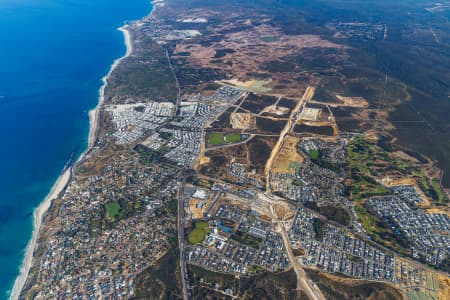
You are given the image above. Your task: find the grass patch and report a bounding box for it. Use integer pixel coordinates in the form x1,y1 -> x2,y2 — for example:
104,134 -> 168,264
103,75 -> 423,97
225,133 -> 241,143
346,136 -> 411,254
354,203 -> 377,232
309,149 -> 321,160
188,221 -> 210,244
347,137 -> 391,202
208,132 -> 242,145
347,137 -> 447,204
431,179 -> 446,204
207,132 -> 224,145
415,170 -> 447,204
247,265 -> 264,273
106,201 -> 121,220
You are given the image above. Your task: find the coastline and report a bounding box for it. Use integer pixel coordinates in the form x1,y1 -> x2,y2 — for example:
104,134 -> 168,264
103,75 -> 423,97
88,24 -> 133,148
9,24 -> 135,300
9,169 -> 71,300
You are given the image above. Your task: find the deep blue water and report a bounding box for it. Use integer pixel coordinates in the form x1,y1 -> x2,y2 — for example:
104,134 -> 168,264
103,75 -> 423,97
0,0 -> 150,298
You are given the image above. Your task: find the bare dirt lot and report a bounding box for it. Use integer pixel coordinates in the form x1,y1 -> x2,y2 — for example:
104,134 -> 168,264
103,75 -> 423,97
230,112 -> 255,129
172,19 -> 345,97
272,135 -> 304,175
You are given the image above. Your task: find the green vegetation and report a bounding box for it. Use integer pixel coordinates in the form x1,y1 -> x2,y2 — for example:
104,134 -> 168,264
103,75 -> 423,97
292,179 -> 302,186
347,253 -> 364,264
354,202 -> 409,255
308,149 -> 343,172
417,170 -> 431,191
247,265 -> 264,273
346,137 -> 411,254
415,170 -> 447,204
347,137 -> 447,204
347,137 -> 391,202
304,202 -> 351,226
77,166 -> 88,174
349,174 -> 390,202
309,149 -> 321,160
188,221 -> 210,244
354,204 -> 381,241
106,201 -> 121,220
354,204 -> 376,231
133,246 -> 181,299
225,133 -> 241,143
312,218 -> 326,241
208,132 -> 242,145
238,270 -> 298,300
231,231 -> 263,248
207,132 -> 225,145
105,38 -> 177,103
393,158 -> 412,172
167,197 -> 178,216
135,144 -> 171,165
159,131 -> 173,140
431,179 -> 446,204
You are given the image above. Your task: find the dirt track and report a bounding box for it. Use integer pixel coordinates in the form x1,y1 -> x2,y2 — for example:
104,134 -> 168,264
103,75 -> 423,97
264,86 -> 315,183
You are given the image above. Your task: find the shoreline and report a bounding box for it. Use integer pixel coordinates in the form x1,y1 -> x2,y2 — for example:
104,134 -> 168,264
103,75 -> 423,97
9,24 -> 135,300
9,169 -> 71,300
88,24 -> 133,148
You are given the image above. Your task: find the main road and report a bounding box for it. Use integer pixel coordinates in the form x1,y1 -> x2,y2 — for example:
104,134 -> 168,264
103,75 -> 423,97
177,176 -> 190,300
262,85 -> 325,300
267,201 -> 325,300
264,86 -> 315,190
276,218 -> 326,300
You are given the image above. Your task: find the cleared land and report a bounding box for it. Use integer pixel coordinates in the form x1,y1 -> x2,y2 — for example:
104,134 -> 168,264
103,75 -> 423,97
230,112 -> 255,129
272,135 -> 304,175
222,79 -> 273,93
189,198 -> 210,219
299,107 -> 322,121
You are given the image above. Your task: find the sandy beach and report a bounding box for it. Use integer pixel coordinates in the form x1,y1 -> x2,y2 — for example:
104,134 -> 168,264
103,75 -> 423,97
88,25 -> 133,148
9,169 -> 71,300
10,25 -> 134,300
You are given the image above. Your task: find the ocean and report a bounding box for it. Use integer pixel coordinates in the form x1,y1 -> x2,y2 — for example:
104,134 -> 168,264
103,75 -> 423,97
0,0 -> 151,298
